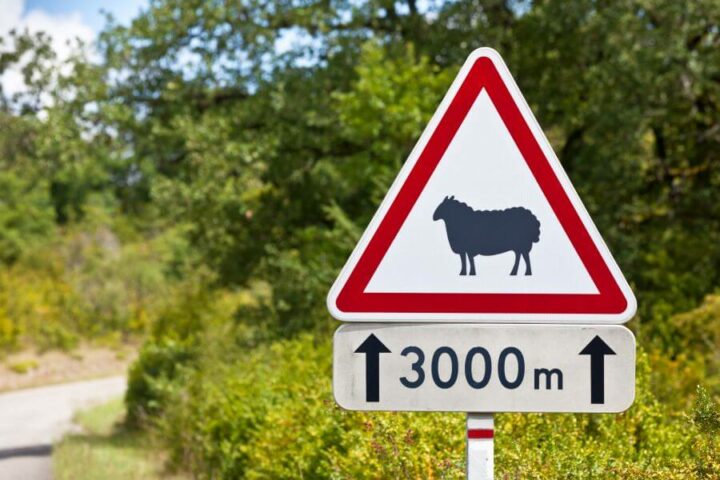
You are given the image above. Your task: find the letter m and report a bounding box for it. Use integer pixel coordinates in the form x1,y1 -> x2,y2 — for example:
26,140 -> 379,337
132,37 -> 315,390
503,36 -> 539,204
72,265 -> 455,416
534,368 -> 563,390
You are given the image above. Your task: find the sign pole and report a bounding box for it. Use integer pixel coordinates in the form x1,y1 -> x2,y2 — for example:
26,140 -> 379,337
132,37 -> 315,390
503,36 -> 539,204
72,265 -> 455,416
467,413 -> 494,480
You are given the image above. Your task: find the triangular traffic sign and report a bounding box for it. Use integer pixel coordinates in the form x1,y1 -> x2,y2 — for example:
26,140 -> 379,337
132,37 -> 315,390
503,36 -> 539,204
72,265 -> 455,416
327,48 -> 636,324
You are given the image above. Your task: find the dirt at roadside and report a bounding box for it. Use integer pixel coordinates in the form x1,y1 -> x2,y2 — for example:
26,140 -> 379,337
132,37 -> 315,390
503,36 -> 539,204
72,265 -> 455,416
0,345 -> 137,392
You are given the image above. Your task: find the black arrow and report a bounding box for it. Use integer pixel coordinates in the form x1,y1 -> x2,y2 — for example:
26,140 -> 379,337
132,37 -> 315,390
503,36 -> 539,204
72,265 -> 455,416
354,334 -> 391,402
579,335 -> 616,404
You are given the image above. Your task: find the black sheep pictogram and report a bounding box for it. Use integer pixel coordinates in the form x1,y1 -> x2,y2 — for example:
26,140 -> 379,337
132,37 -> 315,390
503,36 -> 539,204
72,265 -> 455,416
433,196 -> 540,276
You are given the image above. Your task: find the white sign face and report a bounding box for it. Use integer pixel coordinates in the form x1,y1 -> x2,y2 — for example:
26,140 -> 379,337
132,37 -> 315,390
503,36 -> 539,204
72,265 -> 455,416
327,48 -> 636,324
366,90 -> 595,296
334,324 -> 635,413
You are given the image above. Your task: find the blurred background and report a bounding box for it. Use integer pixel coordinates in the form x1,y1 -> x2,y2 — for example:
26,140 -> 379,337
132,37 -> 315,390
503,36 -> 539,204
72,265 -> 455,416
0,0 -> 718,478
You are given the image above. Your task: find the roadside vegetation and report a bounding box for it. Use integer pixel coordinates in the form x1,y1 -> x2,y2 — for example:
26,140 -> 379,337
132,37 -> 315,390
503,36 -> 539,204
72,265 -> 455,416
2,0 -> 720,478
0,345 -> 135,392
53,398 -> 187,480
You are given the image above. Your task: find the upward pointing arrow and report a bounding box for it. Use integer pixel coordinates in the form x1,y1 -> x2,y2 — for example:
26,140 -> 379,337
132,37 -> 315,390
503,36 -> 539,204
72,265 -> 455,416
579,336 -> 616,404
354,334 -> 391,403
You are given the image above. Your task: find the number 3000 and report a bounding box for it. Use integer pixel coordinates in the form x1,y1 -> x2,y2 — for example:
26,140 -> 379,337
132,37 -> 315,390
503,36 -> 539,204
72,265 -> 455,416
399,346 -> 525,390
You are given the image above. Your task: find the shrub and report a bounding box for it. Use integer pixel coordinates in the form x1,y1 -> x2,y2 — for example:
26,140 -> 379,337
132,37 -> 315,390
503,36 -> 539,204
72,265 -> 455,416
7,358 -> 39,374
0,224 -> 198,354
125,338 -> 195,427
125,281 -> 249,427
496,352 -> 692,478
690,387 -> 720,478
128,328 -> 720,479
156,334 -> 465,479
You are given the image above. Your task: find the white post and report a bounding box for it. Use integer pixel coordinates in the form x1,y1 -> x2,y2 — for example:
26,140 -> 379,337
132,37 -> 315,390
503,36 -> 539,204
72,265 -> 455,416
466,413 -> 494,480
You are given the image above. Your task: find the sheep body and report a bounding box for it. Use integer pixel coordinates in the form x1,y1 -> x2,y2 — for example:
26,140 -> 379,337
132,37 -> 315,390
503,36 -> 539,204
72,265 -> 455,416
433,196 -> 540,276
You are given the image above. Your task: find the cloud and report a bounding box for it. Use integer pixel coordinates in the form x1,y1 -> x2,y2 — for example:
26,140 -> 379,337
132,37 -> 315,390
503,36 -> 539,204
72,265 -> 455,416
0,0 -> 95,98
0,0 -> 23,34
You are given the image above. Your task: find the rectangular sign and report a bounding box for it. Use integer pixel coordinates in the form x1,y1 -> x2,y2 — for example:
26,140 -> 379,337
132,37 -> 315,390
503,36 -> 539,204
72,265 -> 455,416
333,324 -> 635,413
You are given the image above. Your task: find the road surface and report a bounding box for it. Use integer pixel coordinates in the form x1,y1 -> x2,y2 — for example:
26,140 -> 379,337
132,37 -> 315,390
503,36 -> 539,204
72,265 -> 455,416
0,376 -> 126,480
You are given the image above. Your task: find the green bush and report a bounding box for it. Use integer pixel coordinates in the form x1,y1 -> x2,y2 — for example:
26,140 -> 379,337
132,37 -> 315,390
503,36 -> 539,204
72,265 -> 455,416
496,352 -> 690,478
125,338 -> 195,427
154,334 -> 464,479
690,387 -> 720,478
125,329 -> 718,479
125,280 -> 250,427
0,223 -> 198,353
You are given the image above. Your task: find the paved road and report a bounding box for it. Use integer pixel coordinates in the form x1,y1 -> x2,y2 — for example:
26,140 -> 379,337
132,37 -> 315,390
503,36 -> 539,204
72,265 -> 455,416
0,376 -> 126,480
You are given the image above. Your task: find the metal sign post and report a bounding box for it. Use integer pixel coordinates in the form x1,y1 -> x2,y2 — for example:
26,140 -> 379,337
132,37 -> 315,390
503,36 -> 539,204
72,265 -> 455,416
467,413 -> 494,480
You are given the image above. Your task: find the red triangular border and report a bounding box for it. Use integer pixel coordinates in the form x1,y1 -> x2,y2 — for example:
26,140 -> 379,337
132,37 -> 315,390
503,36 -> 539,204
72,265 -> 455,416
335,55 -> 628,315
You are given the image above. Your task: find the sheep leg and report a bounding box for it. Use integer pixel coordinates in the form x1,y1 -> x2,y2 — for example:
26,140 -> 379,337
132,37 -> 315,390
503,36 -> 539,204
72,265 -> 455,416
510,252 -> 520,276
522,251 -> 532,276
459,253 -> 467,276
469,255 -> 476,276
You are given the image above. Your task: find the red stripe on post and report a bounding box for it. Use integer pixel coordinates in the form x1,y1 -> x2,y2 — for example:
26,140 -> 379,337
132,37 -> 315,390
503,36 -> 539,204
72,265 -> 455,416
467,429 -> 494,439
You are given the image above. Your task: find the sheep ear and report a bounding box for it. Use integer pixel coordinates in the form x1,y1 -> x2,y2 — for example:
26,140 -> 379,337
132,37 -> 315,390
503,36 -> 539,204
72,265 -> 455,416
450,195 -> 455,200
444,195 -> 449,200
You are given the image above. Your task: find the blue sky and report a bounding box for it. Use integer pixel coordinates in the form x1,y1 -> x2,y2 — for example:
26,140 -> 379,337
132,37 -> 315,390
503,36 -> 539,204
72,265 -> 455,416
24,0 -> 148,32
0,0 -> 148,96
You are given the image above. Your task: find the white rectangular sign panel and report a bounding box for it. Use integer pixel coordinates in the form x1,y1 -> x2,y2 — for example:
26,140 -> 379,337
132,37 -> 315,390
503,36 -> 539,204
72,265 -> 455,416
333,324 -> 635,413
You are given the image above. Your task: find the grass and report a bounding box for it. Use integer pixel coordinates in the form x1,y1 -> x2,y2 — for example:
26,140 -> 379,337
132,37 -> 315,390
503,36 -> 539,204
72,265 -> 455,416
53,397 -> 188,480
